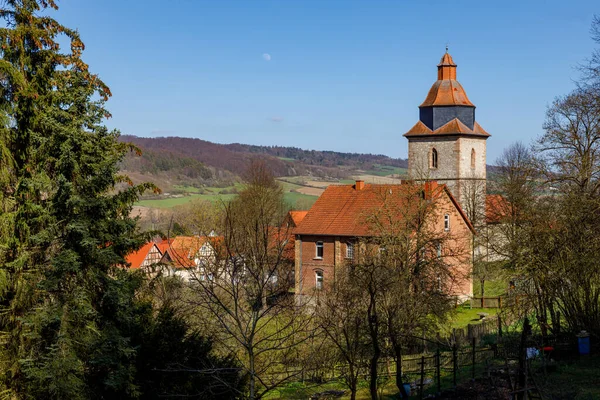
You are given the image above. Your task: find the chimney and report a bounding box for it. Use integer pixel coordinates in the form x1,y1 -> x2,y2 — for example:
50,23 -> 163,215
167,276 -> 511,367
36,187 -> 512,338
355,180 -> 365,190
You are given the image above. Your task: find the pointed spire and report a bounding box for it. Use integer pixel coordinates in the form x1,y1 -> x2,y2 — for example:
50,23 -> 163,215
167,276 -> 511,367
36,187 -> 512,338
437,50 -> 457,80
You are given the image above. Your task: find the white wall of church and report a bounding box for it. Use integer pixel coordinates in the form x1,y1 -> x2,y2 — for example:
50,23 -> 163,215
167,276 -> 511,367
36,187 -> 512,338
457,137 -> 487,180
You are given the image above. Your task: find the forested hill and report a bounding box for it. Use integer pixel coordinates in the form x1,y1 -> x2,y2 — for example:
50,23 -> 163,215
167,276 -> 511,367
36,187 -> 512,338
119,135 -> 408,183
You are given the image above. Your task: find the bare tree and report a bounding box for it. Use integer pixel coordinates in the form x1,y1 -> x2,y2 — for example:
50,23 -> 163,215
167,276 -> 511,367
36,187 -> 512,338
316,268 -> 368,400
330,182 -> 471,399
186,161 -> 314,400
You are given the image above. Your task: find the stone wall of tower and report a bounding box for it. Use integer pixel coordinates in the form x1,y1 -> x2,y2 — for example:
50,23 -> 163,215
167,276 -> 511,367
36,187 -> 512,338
407,135 -> 487,207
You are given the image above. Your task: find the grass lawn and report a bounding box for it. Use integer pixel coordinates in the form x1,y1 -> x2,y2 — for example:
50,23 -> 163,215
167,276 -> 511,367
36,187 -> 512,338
536,355 -> 600,399
265,378 -> 402,399
472,279 -> 508,297
449,307 -> 499,329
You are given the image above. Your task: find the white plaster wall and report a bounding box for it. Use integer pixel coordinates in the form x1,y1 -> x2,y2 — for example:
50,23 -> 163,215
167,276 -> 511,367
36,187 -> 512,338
457,137 -> 487,180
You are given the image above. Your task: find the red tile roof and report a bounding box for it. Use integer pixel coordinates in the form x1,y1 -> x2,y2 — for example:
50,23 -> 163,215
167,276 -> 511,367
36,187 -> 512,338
486,194 -> 510,224
288,211 -> 308,227
404,118 -> 490,138
126,242 -> 157,269
295,181 -> 474,236
161,236 -> 224,268
125,241 -> 167,269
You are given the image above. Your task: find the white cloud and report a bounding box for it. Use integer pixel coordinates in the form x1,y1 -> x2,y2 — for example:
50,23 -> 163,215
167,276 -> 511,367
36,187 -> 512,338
262,53 -> 271,61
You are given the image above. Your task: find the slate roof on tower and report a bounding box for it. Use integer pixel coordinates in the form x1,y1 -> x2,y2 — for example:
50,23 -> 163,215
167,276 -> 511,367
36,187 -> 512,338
404,50 -> 490,137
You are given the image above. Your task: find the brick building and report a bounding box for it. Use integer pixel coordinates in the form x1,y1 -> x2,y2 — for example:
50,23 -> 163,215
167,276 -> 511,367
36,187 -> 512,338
293,181 -> 474,300
293,50 -> 497,302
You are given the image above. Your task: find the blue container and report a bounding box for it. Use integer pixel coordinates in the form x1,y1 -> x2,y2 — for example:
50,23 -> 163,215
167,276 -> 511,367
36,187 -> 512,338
578,331 -> 590,355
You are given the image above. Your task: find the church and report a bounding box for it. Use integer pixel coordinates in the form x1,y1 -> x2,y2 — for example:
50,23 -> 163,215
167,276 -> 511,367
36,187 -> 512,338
293,50 -> 491,300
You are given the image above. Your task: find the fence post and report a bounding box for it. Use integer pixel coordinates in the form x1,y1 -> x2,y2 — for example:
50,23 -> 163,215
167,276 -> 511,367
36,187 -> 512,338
498,296 -> 502,309
472,337 -> 476,381
498,314 -> 503,338
436,347 -> 441,395
452,344 -> 457,389
481,296 -> 484,308
419,355 -> 425,400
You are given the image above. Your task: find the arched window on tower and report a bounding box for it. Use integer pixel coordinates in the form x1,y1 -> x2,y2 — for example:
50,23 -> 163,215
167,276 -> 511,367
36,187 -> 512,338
471,148 -> 476,169
431,148 -> 438,169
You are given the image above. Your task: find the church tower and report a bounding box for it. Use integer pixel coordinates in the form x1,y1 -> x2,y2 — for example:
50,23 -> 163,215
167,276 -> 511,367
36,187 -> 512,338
404,51 -> 489,208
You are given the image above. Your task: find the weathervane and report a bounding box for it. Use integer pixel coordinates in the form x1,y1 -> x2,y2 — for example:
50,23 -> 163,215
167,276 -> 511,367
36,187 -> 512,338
445,43 -> 449,53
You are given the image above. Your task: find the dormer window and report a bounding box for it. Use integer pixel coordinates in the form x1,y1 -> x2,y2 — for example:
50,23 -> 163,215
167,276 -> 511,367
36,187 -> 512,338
471,148 -> 476,169
431,148 -> 438,169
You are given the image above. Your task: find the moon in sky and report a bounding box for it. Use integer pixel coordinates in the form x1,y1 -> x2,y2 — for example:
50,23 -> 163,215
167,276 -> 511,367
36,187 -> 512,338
262,53 -> 271,61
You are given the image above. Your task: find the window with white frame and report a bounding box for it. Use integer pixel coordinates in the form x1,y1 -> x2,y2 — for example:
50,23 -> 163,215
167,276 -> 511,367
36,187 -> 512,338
437,242 -> 442,258
444,214 -> 450,231
315,270 -> 324,290
315,241 -> 324,259
346,242 -> 354,259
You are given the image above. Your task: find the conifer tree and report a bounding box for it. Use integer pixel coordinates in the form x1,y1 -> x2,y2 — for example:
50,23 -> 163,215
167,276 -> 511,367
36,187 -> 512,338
0,1 -> 156,397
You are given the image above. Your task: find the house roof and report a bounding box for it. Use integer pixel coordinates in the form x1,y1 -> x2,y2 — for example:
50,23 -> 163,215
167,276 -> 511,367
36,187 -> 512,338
404,118 -> 490,138
125,242 -> 154,269
161,235 -> 224,268
486,194 -> 510,224
287,210 -> 308,227
295,181 -> 474,237
125,242 -> 158,269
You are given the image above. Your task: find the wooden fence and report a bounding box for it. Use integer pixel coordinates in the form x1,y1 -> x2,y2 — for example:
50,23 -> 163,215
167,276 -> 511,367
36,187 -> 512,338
470,296 -> 503,308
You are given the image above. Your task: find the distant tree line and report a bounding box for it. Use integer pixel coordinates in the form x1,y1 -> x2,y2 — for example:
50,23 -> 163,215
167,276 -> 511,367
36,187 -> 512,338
120,135 -> 406,181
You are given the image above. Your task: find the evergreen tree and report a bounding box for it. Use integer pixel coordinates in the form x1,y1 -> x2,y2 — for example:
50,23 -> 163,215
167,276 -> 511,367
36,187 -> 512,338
0,1 -> 151,398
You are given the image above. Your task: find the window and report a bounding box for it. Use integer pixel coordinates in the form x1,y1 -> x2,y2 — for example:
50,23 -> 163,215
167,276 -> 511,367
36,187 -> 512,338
437,242 -> 442,258
431,148 -> 438,169
315,241 -> 324,259
200,243 -> 212,257
315,270 -> 324,290
346,242 -> 354,259
471,148 -> 476,169
444,214 -> 450,231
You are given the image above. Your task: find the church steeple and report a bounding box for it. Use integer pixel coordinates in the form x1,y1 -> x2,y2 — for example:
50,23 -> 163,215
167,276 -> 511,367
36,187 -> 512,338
404,50 -> 490,208
437,51 -> 457,80
405,51 -> 486,134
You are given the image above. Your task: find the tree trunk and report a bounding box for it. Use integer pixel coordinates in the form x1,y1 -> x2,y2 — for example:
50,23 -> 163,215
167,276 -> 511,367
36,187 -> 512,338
346,362 -> 358,400
393,341 -> 409,399
249,349 -> 256,400
368,298 -> 380,400
480,278 -> 485,298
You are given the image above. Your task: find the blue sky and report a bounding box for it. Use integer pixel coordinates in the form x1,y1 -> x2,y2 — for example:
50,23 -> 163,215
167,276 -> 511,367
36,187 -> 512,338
55,0 -> 598,163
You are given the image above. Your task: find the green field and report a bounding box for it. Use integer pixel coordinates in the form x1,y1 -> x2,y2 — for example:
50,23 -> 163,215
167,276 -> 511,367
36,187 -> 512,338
364,164 -> 407,177
135,189 -> 318,209
136,193 -> 237,208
